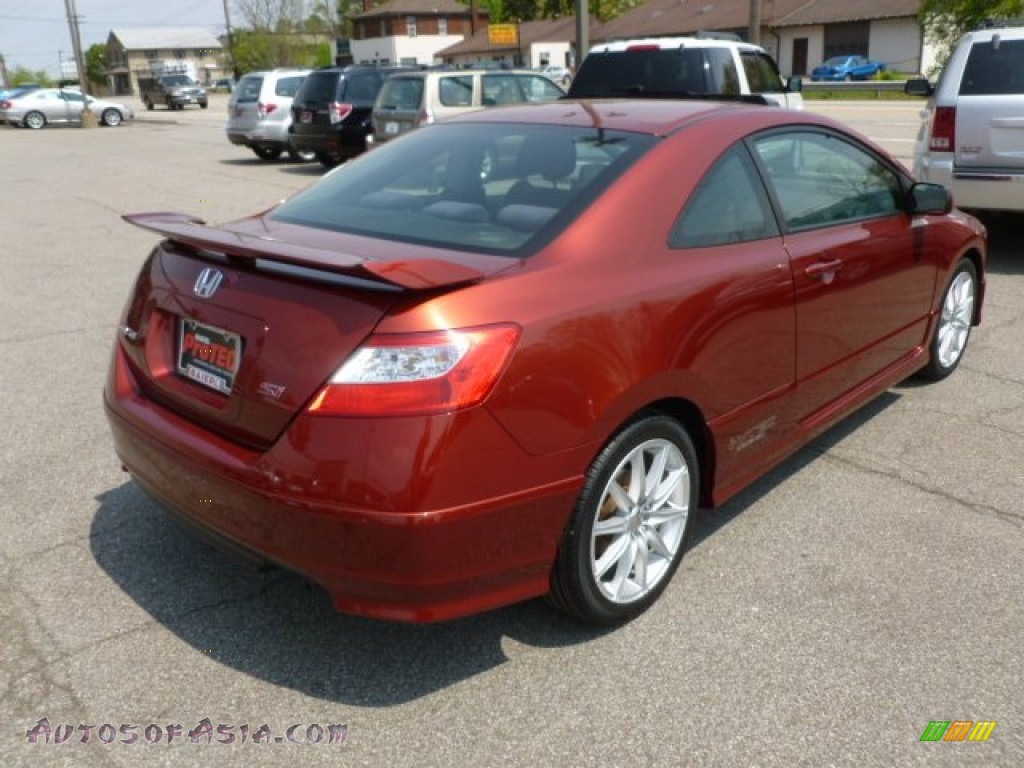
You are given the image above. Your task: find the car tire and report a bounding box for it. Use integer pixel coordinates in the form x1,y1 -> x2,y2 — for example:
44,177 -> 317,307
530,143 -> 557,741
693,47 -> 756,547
918,259 -> 978,381
288,147 -> 316,162
100,108 -> 121,127
253,146 -> 283,161
23,111 -> 46,129
548,413 -> 698,625
845,74 -> 854,82
144,98 -> 153,111
200,101 -> 208,109
317,153 -> 340,169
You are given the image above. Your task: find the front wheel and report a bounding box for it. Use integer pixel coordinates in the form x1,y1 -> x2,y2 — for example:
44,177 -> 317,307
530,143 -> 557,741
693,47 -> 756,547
918,259 -> 978,381
288,146 -> 316,162
317,153 -> 340,169
549,414 -> 699,625
23,111 -> 46,129
100,108 -> 122,127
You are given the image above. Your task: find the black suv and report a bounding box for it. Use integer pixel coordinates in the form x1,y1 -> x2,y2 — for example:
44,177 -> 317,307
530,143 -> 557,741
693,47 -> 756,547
289,65 -> 415,168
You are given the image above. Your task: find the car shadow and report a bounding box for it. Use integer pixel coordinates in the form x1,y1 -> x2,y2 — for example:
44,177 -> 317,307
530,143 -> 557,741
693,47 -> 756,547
89,391 -> 899,706
973,211 -> 1024,276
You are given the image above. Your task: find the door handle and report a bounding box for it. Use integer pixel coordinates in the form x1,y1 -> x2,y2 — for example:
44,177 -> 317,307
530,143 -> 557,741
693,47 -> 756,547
805,259 -> 843,281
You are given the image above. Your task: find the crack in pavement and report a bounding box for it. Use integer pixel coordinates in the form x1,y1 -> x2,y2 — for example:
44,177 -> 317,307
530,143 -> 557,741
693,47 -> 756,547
0,323 -> 117,346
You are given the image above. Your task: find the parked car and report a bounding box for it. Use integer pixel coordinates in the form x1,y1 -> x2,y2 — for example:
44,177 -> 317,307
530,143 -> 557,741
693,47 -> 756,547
370,69 -> 564,146
539,64 -> 572,87
0,88 -> 133,128
810,55 -> 887,81
0,85 -> 43,123
106,99 -> 985,626
208,77 -> 235,93
567,35 -> 803,109
905,25 -> 1024,212
138,74 -> 207,110
288,65 -> 415,167
227,68 -> 314,162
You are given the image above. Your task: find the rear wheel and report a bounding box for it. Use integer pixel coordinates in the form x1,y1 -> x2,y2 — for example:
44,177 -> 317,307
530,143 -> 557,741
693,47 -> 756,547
144,98 -> 153,111
549,414 -> 698,625
252,146 -> 283,161
918,259 -> 978,381
200,101 -> 208,109
100,108 -> 122,127
317,153 -> 340,169
23,111 -> 46,129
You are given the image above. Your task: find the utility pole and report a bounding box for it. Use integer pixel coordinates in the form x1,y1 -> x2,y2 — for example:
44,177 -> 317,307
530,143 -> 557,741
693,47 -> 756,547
748,0 -> 762,45
222,0 -> 238,79
575,0 -> 588,73
64,0 -> 97,126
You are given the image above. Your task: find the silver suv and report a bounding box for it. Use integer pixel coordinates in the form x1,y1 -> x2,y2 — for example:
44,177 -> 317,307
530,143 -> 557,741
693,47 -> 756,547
907,26 -> 1024,211
227,69 -> 313,162
567,36 -> 803,109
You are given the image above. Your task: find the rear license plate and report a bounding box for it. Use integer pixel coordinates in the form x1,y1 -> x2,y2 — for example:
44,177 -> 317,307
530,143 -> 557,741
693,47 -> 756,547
385,121 -> 399,135
301,110 -> 312,123
177,318 -> 241,395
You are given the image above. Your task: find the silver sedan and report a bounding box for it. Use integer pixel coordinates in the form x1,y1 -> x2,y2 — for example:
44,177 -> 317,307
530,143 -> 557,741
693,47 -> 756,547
0,88 -> 134,129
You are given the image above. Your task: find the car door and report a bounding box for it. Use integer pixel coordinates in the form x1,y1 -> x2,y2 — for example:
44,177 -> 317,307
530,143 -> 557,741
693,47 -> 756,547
749,129 -> 940,426
61,91 -> 85,123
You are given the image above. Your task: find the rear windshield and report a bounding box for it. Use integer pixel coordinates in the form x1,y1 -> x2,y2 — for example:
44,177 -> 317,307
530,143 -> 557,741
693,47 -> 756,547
275,75 -> 305,97
568,49 -> 713,97
235,75 -> 263,103
271,122 -> 655,256
338,72 -> 384,104
960,39 -> 1024,95
295,71 -> 339,102
377,77 -> 425,110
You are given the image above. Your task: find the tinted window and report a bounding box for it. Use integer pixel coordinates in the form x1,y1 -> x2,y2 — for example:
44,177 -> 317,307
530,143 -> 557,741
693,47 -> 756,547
568,49 -> 710,97
483,74 -> 524,105
672,146 -> 778,248
339,73 -> 381,104
706,48 -> 741,95
272,123 -> 655,255
521,75 -> 564,101
274,75 -> 305,98
439,75 -> 473,106
753,131 -> 902,230
378,77 -> 425,109
960,39 -> 1024,95
741,51 -> 784,93
296,71 -> 338,102
236,75 -> 263,103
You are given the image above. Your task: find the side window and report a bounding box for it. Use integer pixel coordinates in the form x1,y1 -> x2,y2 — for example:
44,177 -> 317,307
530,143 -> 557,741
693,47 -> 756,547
741,51 -> 784,93
341,74 -> 380,104
752,132 -> 903,231
706,48 -> 741,95
521,75 -> 563,101
275,76 -> 304,98
439,75 -> 473,106
670,145 -> 779,248
483,74 -> 523,105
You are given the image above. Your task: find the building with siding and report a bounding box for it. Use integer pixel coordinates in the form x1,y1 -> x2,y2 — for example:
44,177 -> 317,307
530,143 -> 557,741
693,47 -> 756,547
105,27 -> 227,96
350,0 -> 489,66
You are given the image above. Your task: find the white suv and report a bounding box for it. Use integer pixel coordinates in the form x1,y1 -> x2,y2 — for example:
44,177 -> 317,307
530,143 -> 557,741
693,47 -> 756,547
226,68 -> 313,162
907,26 -> 1024,211
567,36 -> 803,109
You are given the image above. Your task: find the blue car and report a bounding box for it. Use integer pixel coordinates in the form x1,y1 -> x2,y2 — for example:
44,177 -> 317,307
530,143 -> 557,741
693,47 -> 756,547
811,56 -> 886,81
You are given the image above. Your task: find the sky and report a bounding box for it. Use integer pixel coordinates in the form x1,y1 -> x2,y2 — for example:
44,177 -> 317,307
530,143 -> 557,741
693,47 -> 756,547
0,0 -> 234,78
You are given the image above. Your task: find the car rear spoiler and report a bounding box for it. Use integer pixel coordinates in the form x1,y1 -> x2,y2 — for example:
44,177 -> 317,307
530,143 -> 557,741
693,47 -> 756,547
123,211 -> 487,292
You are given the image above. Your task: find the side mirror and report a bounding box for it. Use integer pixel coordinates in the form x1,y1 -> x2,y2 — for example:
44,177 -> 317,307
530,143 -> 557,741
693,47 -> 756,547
909,182 -> 952,215
904,78 -> 933,97
786,76 -> 803,93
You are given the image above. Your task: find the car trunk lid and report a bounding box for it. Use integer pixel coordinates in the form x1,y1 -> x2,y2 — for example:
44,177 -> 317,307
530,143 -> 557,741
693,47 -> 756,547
118,212 -> 505,448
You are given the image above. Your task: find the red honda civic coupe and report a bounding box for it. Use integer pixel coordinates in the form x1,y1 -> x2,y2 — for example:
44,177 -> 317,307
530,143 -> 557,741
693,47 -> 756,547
104,100 -> 986,625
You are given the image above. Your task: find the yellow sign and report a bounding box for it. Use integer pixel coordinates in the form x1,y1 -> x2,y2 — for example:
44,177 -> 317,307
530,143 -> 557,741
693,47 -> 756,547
488,24 -> 518,46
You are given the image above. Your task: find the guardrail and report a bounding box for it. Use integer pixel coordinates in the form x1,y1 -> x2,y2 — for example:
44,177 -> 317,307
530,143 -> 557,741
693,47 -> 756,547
800,80 -> 910,98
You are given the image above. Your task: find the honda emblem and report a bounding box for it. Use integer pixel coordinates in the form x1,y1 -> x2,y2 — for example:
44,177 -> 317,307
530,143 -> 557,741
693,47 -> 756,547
193,268 -> 224,299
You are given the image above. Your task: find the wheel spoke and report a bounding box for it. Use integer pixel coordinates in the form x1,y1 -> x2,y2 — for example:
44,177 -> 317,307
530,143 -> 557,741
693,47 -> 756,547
643,444 -> 669,499
646,502 -> 687,527
644,526 -> 674,560
593,515 -> 629,536
632,538 -> 649,590
607,481 -> 634,515
610,538 -> 638,599
649,465 -> 687,510
594,534 -> 630,579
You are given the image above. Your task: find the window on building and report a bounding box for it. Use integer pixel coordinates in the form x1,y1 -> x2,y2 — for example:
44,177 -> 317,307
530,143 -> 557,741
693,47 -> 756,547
145,50 -> 158,60
407,16 -> 417,37
439,18 -> 448,36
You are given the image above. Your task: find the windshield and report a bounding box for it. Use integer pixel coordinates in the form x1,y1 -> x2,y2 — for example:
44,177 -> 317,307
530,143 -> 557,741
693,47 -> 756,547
569,49 -> 712,98
272,122 -> 655,256
160,75 -> 196,86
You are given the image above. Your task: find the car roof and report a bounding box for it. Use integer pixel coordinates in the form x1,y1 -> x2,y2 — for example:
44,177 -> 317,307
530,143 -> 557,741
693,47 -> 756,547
447,98 -> 837,137
588,36 -> 766,54
387,68 -> 545,79
961,25 -> 1024,43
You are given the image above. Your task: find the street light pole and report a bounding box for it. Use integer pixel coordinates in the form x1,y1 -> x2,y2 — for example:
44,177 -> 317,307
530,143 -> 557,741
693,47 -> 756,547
748,0 -> 762,45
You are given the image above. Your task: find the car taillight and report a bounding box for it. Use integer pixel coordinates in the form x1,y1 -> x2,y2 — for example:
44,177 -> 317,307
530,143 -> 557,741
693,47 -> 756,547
308,324 -> 521,416
0,100 -> 10,109
329,102 -> 353,124
417,108 -> 434,127
930,106 -> 956,152
257,102 -> 277,119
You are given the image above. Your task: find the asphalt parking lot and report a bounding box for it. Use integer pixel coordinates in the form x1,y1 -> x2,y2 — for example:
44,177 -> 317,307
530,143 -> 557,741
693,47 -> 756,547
1,98 -> 1021,767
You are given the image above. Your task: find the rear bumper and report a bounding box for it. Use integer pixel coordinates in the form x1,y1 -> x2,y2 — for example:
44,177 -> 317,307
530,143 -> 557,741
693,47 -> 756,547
917,153 -> 1024,212
103,345 -> 581,622
288,126 -> 368,159
227,124 -> 290,149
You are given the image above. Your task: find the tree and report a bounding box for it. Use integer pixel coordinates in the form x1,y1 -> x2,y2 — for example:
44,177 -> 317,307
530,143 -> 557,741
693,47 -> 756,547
9,65 -> 53,87
85,44 -> 107,89
920,0 -> 1023,72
